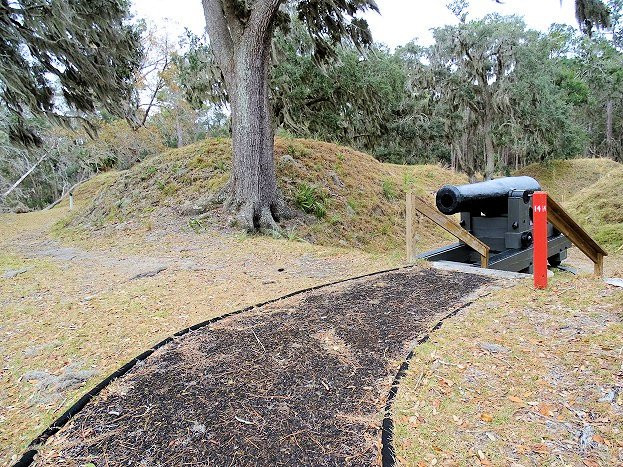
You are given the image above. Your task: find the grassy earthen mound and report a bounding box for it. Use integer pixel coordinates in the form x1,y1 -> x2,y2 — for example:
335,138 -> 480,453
63,138 -> 466,253
565,166 -> 623,252
518,158 -> 621,201
518,158 -> 622,252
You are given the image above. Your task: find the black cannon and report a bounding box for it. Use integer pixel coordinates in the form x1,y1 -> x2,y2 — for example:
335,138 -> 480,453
421,176 -> 572,273
436,176 -> 541,216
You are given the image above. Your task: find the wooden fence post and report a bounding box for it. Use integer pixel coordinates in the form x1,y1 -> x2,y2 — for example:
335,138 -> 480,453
406,193 -> 414,263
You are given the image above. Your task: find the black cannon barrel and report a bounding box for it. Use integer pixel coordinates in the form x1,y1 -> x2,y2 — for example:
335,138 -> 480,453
436,176 -> 541,215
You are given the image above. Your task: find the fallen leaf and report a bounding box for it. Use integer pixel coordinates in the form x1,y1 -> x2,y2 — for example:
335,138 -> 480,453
537,402 -> 554,417
592,434 -> 605,444
583,460 -> 599,467
508,395 -> 525,404
234,416 -> 254,425
440,378 -> 454,387
532,443 -> 549,454
480,412 -> 494,423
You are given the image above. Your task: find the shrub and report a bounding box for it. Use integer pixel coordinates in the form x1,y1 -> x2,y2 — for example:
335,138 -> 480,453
295,183 -> 327,218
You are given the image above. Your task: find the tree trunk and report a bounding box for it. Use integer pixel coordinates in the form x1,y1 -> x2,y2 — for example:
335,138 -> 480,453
606,99 -> 613,156
201,0 -> 285,231
175,112 -> 184,148
228,41 -> 280,231
450,144 -> 456,171
483,115 -> 495,180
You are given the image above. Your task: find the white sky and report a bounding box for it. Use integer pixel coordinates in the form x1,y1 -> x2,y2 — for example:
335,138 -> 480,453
132,0 -> 580,48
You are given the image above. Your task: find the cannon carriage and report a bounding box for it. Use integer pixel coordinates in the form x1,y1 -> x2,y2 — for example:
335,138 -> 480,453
419,176 -> 572,273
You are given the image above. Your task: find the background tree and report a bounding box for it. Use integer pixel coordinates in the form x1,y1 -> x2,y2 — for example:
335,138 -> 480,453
0,0 -> 143,144
428,15 -> 528,179
271,17 -> 407,157
576,0 -> 612,35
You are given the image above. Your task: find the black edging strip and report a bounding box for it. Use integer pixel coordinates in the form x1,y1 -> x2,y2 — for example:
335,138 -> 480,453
381,292 -> 490,467
13,264 -> 411,467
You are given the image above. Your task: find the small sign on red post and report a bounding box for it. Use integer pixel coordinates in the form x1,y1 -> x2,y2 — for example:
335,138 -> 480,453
532,191 -> 548,289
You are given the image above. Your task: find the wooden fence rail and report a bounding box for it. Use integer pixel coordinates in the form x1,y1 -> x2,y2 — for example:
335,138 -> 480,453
546,194 -> 607,276
406,192 -> 490,268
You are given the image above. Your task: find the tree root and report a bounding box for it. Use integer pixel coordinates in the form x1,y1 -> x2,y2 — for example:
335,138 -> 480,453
210,180 -> 232,207
193,180 -> 293,235
258,206 -> 280,233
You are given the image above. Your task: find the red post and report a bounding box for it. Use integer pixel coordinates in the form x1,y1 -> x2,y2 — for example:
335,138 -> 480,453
533,191 -> 548,289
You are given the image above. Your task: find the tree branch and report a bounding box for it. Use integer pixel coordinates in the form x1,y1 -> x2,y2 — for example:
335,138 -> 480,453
202,0 -> 235,85
2,153 -> 47,198
246,0 -> 283,43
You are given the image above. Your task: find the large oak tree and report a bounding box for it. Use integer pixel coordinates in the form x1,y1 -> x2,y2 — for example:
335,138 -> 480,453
201,0 -> 378,231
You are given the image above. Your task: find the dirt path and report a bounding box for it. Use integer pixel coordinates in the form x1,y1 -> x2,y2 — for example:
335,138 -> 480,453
0,208 -> 398,466
35,269 -> 489,466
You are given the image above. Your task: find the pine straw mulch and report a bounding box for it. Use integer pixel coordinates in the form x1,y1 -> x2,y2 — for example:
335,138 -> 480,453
35,269 -> 490,466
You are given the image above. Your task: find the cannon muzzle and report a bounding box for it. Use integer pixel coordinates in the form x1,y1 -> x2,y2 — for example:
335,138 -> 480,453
436,176 -> 541,215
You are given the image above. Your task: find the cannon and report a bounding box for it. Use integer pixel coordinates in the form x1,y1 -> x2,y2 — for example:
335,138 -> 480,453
436,176 -> 541,216
420,176 -> 572,273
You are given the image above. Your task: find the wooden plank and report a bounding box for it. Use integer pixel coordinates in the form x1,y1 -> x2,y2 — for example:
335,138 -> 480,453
408,193 -> 490,268
546,195 -> 607,276
406,192 -> 415,262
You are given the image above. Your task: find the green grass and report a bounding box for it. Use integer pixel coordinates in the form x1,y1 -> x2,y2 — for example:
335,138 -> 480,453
517,158 -> 621,201
382,178 -> 397,200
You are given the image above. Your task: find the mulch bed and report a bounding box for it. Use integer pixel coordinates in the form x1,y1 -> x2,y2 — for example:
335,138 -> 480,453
36,269 -> 489,466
